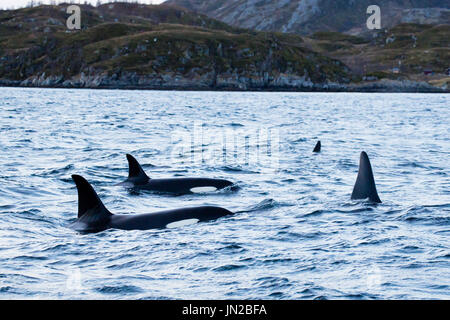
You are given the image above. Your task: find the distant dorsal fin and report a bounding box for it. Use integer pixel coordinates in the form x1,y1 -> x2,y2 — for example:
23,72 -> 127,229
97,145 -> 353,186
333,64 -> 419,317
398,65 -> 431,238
313,140 -> 321,153
72,175 -> 112,225
351,152 -> 381,203
126,154 -> 150,182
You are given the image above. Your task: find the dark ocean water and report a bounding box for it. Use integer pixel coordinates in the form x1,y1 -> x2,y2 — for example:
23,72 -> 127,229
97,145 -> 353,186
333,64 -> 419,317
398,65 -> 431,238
0,87 -> 448,299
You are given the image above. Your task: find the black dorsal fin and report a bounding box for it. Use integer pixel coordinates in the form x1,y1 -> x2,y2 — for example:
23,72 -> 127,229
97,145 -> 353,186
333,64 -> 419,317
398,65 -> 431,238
351,152 -> 381,203
126,154 -> 150,182
72,175 -> 112,219
313,140 -> 321,153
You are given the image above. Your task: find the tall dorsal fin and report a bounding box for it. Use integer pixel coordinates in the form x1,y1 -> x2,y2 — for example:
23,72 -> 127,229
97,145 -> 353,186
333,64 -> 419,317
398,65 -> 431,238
72,175 -> 112,219
126,154 -> 150,182
313,140 -> 321,153
351,152 -> 381,203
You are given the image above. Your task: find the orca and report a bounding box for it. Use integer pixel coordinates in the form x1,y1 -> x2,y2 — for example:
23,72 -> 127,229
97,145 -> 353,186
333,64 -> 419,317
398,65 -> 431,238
351,151 -> 381,203
70,175 -> 234,233
313,141 -> 321,153
118,154 -> 234,194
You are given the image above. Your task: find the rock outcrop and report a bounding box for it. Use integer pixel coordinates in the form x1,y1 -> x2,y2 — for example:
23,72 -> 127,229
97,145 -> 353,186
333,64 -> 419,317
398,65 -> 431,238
167,0 -> 450,35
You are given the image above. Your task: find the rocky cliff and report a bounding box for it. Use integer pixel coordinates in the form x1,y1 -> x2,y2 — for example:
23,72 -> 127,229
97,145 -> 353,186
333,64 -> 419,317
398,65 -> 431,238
166,0 -> 450,35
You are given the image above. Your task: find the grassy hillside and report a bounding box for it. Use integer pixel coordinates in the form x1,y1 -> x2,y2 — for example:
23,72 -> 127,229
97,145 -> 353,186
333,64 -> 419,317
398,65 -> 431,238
0,3 -> 351,89
303,23 -> 449,85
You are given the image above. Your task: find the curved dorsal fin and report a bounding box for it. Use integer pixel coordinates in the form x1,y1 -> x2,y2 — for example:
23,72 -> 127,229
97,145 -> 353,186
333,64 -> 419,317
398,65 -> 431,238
72,175 -> 112,218
126,154 -> 150,182
313,140 -> 321,153
351,152 -> 381,203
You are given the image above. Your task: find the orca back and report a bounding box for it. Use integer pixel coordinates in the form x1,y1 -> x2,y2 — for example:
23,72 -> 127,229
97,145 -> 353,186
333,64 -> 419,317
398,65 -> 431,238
121,154 -> 233,194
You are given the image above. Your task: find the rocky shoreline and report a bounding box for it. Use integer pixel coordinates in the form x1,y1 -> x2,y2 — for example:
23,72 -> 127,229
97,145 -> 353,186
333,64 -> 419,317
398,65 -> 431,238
0,73 -> 446,93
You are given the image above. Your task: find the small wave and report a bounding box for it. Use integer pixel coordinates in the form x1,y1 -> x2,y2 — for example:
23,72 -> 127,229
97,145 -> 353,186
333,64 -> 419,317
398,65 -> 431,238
95,285 -> 143,294
227,122 -> 244,127
398,205 -> 450,225
40,244 -> 70,253
331,260 -> 349,266
358,238 -> 391,246
384,209 -> 402,215
11,255 -> 48,261
33,164 -> 74,177
290,137 -> 307,143
219,165 -> 260,174
403,216 -> 450,225
254,277 -> 292,291
423,203 -> 450,209
237,198 -> 280,213
336,207 -> 375,213
217,244 -> 245,252
193,267 -> 210,273
428,284 -> 449,290
138,295 -> 173,300
0,204 -> 15,210
301,209 -> 329,217
262,257 -> 298,264
276,230 -> 324,240
269,291 -> 285,298
213,264 -> 246,272
397,161 -> 427,168
402,262 -> 426,269
0,286 -> 14,293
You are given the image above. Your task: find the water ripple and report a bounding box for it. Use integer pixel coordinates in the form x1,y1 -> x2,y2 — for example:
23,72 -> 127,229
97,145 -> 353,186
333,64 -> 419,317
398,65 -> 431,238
0,88 -> 448,299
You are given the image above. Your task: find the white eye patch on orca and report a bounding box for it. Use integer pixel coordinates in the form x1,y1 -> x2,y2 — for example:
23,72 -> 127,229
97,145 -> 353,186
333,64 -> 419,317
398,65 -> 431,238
190,186 -> 218,193
166,219 -> 200,229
